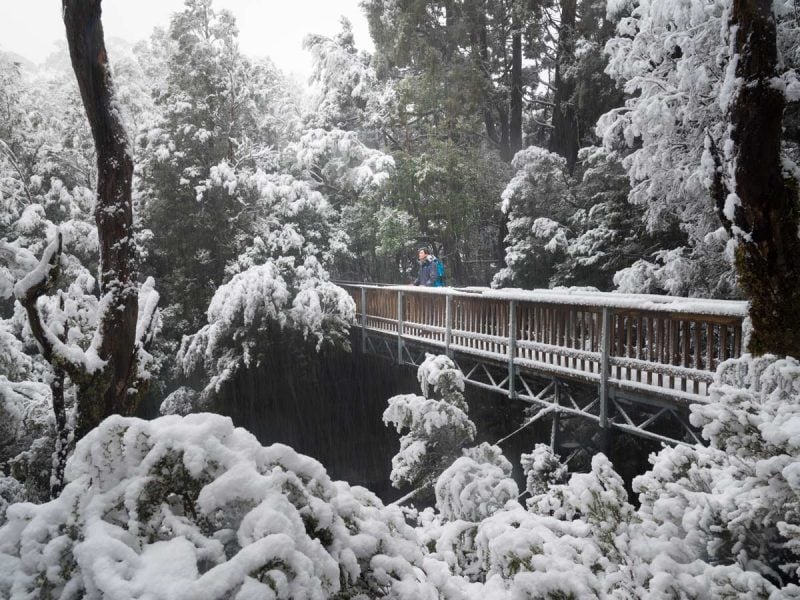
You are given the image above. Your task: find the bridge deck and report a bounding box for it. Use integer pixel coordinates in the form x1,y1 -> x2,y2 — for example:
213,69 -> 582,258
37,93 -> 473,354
339,284 -> 747,408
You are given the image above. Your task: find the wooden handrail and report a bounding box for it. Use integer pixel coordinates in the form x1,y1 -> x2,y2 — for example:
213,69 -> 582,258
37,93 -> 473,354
338,283 -> 747,402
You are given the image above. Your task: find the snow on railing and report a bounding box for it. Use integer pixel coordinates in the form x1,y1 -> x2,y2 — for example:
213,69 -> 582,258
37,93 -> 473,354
338,283 -> 747,404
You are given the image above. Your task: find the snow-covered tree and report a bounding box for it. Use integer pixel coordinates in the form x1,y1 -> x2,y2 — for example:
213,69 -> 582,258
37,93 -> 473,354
383,354 -> 476,495
435,442 -> 518,523
136,0 -> 288,341
304,17 -> 383,133
0,6 -> 160,501
13,0 -> 160,444
177,256 -> 355,406
598,0 -> 800,301
598,0 -> 736,297
494,145 -> 664,291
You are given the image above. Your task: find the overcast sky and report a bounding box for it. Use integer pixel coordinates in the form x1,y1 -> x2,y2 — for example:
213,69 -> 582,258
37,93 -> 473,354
0,0 -> 373,81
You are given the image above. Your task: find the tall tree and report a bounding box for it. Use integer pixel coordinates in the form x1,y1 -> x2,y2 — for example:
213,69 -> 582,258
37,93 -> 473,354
15,0 -> 158,440
549,0 -> 579,171
712,0 -> 800,355
137,0 -> 281,340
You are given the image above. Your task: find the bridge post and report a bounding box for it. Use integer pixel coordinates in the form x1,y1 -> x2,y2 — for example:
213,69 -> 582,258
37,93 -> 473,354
397,290 -> 404,365
445,292 -> 453,357
599,307 -> 611,430
508,299 -> 517,399
360,286 -> 367,353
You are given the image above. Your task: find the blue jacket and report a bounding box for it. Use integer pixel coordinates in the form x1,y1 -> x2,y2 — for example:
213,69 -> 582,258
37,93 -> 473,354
415,255 -> 439,287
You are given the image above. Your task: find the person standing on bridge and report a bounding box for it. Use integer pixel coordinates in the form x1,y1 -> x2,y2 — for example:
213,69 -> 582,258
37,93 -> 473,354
414,248 -> 444,287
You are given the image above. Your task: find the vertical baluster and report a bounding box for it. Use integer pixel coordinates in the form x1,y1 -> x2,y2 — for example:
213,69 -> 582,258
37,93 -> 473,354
508,300 -> 517,399
626,315 -> 633,382
527,305 -> 533,360
706,321 -> 715,372
445,293 -> 452,356
600,307 -> 611,430
616,313 -> 624,379
720,323 -> 729,364
360,287 -> 367,353
636,315 -> 643,382
670,319 -> 679,390
579,310 -> 586,372
472,300 -> 478,351
397,291 -> 404,364
682,319 -> 690,392
655,317 -> 663,387
693,319 -> 701,394
568,309 -> 574,370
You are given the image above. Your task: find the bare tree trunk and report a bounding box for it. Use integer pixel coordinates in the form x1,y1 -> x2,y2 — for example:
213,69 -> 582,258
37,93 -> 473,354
550,0 -> 579,173
720,0 -> 800,356
63,0 -> 140,437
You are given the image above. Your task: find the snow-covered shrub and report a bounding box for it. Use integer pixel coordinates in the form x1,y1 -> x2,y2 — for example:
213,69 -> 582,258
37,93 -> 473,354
383,354 -> 475,491
533,453 -> 636,562
632,354 -> 800,591
0,377 -> 54,503
0,413 -> 440,599
178,257 -> 355,401
435,443 -> 518,523
159,386 -> 201,416
472,503 -> 608,596
430,444 -> 518,582
520,443 -> 568,500
416,353 -> 467,409
0,477 -> 24,523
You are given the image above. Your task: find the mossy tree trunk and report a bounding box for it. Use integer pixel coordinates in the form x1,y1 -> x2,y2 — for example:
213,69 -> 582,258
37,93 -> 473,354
719,0 -> 800,357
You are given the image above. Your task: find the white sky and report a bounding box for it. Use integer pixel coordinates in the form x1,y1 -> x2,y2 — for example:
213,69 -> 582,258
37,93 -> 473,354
0,0 -> 373,81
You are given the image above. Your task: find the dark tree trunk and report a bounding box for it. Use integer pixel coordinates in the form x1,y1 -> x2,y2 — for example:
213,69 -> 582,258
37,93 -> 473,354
49,366 -> 69,498
510,21 -> 523,157
723,0 -> 800,356
63,0 -> 139,437
550,0 -> 579,173
476,9 -> 499,147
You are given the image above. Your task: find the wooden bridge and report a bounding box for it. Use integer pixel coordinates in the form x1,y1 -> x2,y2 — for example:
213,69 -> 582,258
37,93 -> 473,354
338,283 -> 748,446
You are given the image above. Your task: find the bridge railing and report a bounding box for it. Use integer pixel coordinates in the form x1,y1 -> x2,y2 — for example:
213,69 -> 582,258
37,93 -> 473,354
339,284 -> 747,402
